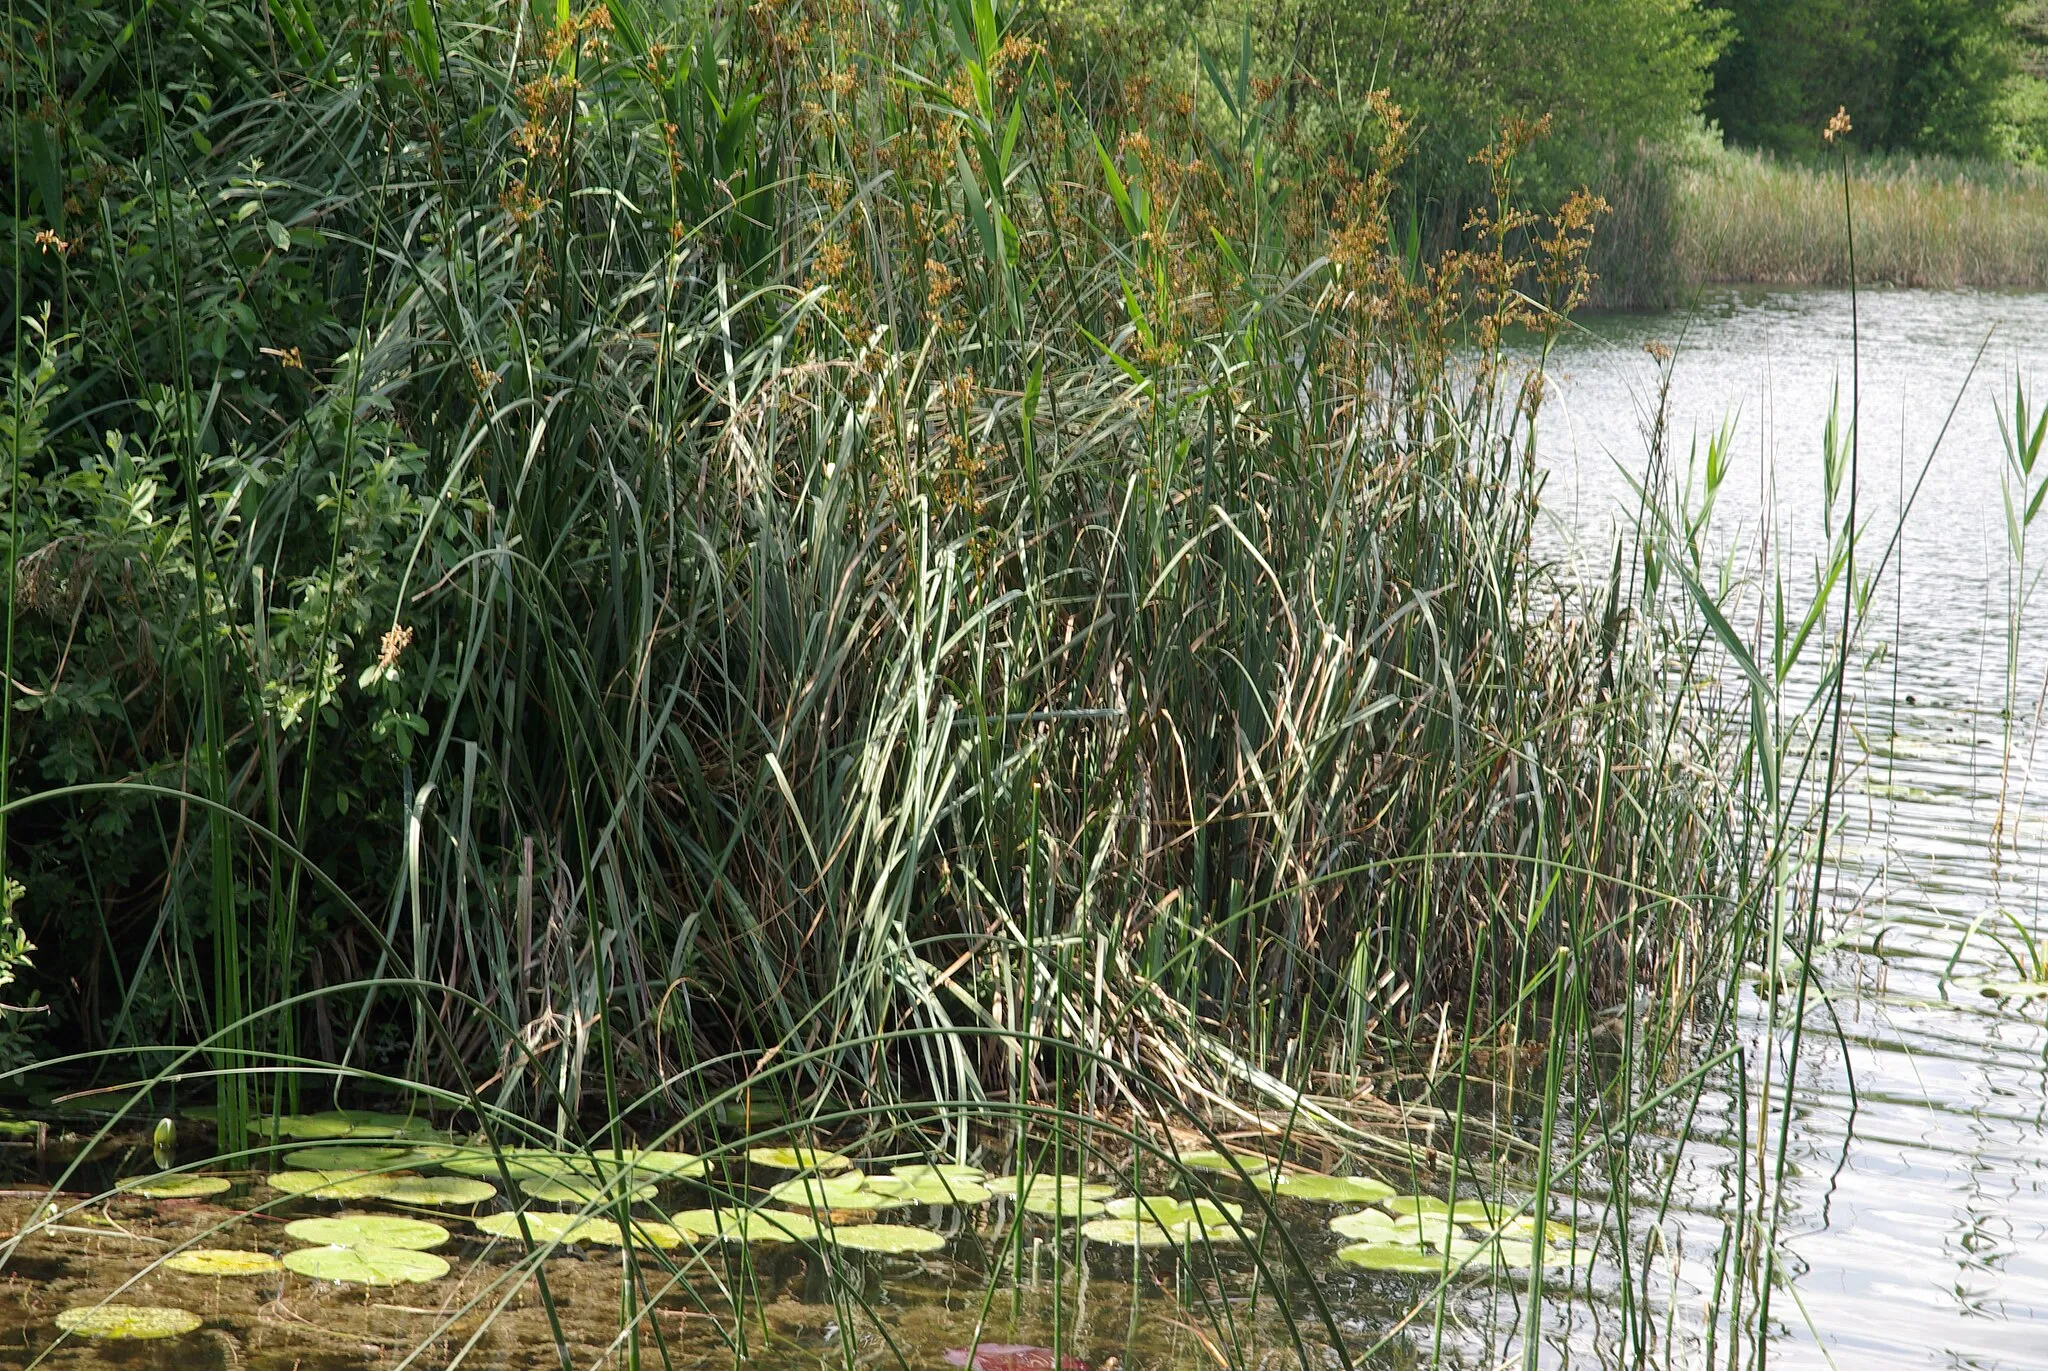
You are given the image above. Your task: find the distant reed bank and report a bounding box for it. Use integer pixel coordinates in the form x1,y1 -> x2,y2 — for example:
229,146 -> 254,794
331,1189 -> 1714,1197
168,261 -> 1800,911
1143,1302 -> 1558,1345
1672,146 -> 2048,290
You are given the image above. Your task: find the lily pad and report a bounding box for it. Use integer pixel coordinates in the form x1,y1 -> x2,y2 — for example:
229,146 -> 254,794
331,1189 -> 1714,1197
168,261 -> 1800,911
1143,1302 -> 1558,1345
668,1207 -> 826,1243
441,1148 -> 585,1180
474,1211 -> 596,1245
1179,1150 -> 1277,1178
827,1223 -> 946,1253
892,1177 -> 992,1205
284,1215 -> 449,1250
54,1304 -> 203,1339
1103,1196 -> 1241,1227
1976,979 -> 2048,999
121,1175 -> 232,1200
577,1218 -> 689,1250
266,1170 -> 399,1200
605,1148 -> 707,1178
746,1145 -> 853,1173
1272,1174 -> 1393,1204
1337,1241 -> 1445,1272
519,1174 -> 658,1206
1329,1210 -> 1405,1242
891,1162 -> 986,1183
1022,1192 -> 1108,1218
283,1244 -> 449,1285
1080,1216 -> 1233,1248
380,1176 -> 497,1207
281,1145 -> 425,1171
1382,1195 -> 1450,1217
768,1173 -> 883,1208
1489,1215 -> 1578,1246
987,1174 -> 1116,1203
163,1249 -> 283,1277
256,1110 -> 440,1142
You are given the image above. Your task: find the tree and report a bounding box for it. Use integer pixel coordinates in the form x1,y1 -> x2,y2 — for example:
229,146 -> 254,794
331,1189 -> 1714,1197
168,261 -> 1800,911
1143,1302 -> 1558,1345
1708,0 -> 2015,156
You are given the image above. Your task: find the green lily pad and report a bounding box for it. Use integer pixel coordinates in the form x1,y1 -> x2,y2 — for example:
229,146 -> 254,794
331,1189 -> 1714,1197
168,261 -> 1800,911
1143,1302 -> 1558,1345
163,1249 -> 283,1277
892,1177 -> 992,1205
1391,1213 -> 1459,1247
768,1173 -> 880,1207
1021,1192 -> 1108,1218
520,1174 -> 658,1206
1103,1196 -> 1241,1226
121,1175 -> 232,1200
1489,1215 -> 1578,1246
380,1176 -> 497,1207
1272,1174 -> 1393,1204
987,1174 -> 1117,1202
1383,1195 -> 1450,1218
1329,1210 -> 1404,1242
474,1211 -> 595,1245
577,1218 -> 689,1249
605,1148 -> 706,1178
890,1163 -> 986,1183
256,1110 -> 440,1142
283,1245 -> 449,1285
746,1146 -> 853,1173
284,1216 -> 449,1250
1079,1216 -> 1235,1247
441,1148 -> 585,1180
55,1304 -> 203,1339
1179,1150 -> 1277,1178
266,1170 -> 398,1200
281,1145 -> 425,1171
1338,1242 -> 1445,1272
826,1223 -> 946,1253
668,1207 -> 826,1243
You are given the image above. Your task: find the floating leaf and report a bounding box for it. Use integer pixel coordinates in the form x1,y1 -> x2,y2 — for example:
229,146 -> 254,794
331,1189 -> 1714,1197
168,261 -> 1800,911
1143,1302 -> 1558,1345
474,1211 -> 595,1244
267,1170 -> 398,1200
1102,1196 -> 1241,1227
1977,979 -> 2048,999
1021,1192 -> 1107,1218
1490,1215 -> 1578,1247
1178,1151 -> 1275,1178
281,1145 -> 425,1171
1328,1210 -> 1404,1243
1272,1174 -> 1392,1204
577,1218 -> 688,1249
283,1245 -> 449,1285
284,1216 -> 449,1250
380,1176 -> 497,1207
256,1110 -> 440,1142
768,1173 -> 881,1208
746,1146 -> 853,1173
163,1249 -> 283,1277
668,1207 -> 825,1243
519,1174 -> 658,1206
1391,1213 -> 1458,1248
987,1175 -> 1115,1203
945,1344 -> 1089,1371
826,1223 -> 946,1253
1336,1242 -> 1443,1272
54,1304 -> 203,1339
1383,1195 -> 1450,1218
606,1148 -> 707,1178
1079,1217 -> 1225,1248
441,1148 -> 585,1180
891,1163 -> 986,1183
122,1175 -> 232,1200
893,1177 -> 992,1206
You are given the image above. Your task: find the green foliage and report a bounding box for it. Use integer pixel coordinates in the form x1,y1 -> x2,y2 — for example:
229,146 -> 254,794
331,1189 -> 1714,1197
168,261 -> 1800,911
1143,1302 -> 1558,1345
1709,0 -> 2016,156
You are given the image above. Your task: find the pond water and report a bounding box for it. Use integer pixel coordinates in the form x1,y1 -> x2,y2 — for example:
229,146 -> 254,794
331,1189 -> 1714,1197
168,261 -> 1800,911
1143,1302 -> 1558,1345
8,289 -> 2048,1371
1542,287 -> 2048,1371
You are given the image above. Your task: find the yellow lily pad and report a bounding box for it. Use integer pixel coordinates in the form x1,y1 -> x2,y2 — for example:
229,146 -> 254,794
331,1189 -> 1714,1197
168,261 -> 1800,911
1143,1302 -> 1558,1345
283,1215 -> 448,1250
55,1304 -> 203,1339
121,1175 -> 232,1200
283,1244 -> 448,1285
266,1170 -> 398,1200
163,1249 -> 283,1277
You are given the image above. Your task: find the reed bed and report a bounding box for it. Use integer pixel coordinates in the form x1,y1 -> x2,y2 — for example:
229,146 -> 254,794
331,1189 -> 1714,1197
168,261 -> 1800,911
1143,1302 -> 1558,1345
1675,144 -> 2048,288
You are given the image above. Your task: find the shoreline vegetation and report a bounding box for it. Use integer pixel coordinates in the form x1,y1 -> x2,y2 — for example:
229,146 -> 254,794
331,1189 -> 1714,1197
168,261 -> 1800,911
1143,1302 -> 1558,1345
1619,141 -> 2048,300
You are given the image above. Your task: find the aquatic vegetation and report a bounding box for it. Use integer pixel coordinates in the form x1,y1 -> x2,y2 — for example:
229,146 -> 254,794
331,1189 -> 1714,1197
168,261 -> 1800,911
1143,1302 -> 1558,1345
518,1174 -> 659,1206
602,1148 -> 707,1178
1179,1151 -> 1278,1178
988,1176 -> 1117,1203
890,1163 -> 987,1183
254,1111 -> 440,1141
282,1245 -> 450,1285
1103,1196 -> 1242,1227
1329,1210 -> 1406,1242
1337,1243 -> 1446,1272
668,1208 -> 827,1243
577,1219 -> 689,1249
163,1249 -> 284,1277
441,1148 -> 586,1180
746,1146 -> 853,1173
53,1305 -> 204,1339
280,1144 -> 428,1170
282,1215 -> 449,1250
473,1211 -> 597,1245
120,1174 -> 232,1199
1383,1196 -> 1452,1218
1271,1174 -> 1394,1204
265,1170 -> 401,1200
379,1176 -> 497,1206
825,1223 -> 947,1253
